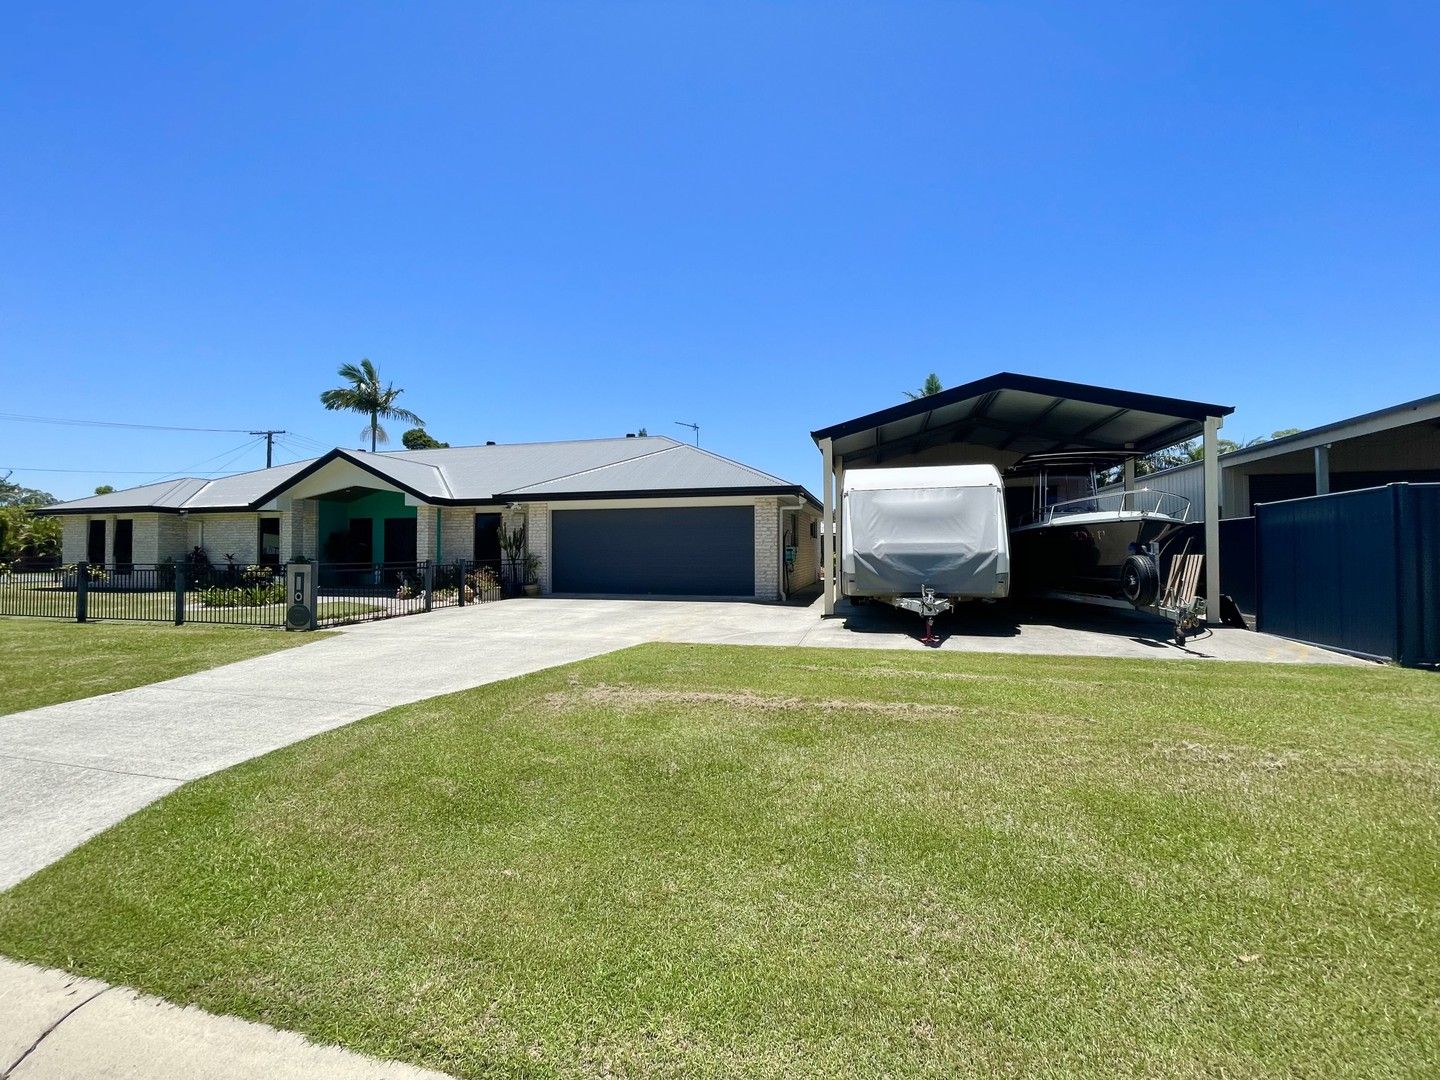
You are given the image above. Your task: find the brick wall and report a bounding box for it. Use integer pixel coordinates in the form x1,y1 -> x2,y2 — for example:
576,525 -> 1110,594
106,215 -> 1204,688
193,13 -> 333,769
154,515 -> 188,562
753,497 -> 780,601
289,501 -> 319,560
439,507 -> 472,563
415,505 -> 438,563
184,513 -> 269,564
524,503 -> 551,593
60,517 -> 87,563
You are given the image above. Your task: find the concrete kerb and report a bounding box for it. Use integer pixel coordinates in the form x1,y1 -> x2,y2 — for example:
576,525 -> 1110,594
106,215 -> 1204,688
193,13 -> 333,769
0,958 -> 452,1080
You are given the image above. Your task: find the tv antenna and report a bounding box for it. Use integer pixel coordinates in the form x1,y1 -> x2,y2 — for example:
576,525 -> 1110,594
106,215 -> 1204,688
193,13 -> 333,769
674,421 -> 700,446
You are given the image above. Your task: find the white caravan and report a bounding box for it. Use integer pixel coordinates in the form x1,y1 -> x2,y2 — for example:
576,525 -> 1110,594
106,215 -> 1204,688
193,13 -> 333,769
841,464 -> 1010,639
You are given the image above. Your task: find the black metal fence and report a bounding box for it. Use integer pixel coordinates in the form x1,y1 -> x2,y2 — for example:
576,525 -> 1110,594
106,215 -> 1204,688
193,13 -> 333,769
0,559 -> 506,629
311,559 -> 505,627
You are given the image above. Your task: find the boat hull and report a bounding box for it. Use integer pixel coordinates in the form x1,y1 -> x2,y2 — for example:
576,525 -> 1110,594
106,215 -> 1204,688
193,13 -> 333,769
1009,513 -> 1183,600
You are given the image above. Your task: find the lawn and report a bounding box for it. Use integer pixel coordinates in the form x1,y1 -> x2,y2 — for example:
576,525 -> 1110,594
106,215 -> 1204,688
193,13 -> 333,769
0,644 -> 1436,1078
0,620 -> 331,714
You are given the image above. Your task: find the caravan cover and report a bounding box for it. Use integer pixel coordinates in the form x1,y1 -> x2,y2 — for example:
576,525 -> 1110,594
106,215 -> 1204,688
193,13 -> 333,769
843,465 -> 1007,597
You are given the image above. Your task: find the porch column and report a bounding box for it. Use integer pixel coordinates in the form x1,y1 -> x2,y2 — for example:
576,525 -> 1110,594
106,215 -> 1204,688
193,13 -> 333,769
820,437 -> 835,616
416,505 -> 439,562
1314,444 -> 1331,496
1203,415 -> 1223,622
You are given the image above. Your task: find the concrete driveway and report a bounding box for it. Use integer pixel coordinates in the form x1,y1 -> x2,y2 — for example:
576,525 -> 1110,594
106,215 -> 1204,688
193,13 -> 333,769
0,595 -> 1358,889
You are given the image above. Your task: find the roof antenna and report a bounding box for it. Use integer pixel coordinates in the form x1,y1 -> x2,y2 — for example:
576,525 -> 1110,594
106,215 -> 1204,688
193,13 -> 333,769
674,421 -> 700,446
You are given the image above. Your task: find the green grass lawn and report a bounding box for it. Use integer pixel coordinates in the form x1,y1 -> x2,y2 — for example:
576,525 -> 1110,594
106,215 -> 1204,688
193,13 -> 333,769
1,645 -> 1436,1078
0,619 -> 331,714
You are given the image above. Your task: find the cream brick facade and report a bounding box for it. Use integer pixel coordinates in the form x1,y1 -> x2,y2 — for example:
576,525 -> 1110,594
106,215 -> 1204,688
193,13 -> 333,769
415,505 -> 439,563
438,507 -> 473,564
753,496 -> 781,601
524,503 -> 551,594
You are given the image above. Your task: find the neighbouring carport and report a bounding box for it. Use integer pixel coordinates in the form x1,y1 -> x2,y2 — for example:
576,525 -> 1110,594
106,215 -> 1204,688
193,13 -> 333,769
811,372 -> 1235,621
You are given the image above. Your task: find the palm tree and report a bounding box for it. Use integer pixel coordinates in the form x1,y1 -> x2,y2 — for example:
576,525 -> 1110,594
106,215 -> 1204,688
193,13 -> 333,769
903,373 -> 944,401
319,359 -> 424,452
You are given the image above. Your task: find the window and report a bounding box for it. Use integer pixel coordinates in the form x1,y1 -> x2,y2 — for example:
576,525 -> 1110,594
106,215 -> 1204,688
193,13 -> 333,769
113,519 -> 134,573
473,512 -> 502,566
258,518 -> 281,566
86,520 -> 106,564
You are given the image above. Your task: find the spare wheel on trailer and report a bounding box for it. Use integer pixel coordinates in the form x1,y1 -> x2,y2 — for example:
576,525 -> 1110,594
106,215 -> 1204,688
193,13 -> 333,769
550,506 -> 755,596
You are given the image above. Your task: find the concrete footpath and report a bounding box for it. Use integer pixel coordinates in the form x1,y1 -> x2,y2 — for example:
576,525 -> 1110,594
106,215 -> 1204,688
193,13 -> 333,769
0,958 -> 451,1079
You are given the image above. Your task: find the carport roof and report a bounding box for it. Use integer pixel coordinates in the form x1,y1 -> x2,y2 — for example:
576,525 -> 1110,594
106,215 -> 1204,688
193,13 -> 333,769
812,372 -> 1234,463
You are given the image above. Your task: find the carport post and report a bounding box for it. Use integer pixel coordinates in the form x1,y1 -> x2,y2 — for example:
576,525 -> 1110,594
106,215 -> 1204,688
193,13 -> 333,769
1122,457 -> 1135,493
1203,415 -> 1223,622
820,437 -> 835,616
1314,444 -> 1331,495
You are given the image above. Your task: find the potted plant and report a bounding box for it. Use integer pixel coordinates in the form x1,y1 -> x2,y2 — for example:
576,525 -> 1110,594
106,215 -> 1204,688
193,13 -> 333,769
522,552 -> 542,597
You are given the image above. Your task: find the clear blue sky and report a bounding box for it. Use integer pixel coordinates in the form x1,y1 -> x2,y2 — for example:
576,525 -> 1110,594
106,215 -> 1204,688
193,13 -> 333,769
3,2 -> 1437,500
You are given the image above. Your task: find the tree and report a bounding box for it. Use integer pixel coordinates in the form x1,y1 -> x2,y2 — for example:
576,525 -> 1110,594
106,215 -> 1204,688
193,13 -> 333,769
1140,427 -> 1305,474
93,484 -> 115,495
636,427 -> 648,437
401,428 -> 448,450
320,358 -> 424,452
0,473 -> 60,564
0,473 -> 57,509
903,373 -> 944,401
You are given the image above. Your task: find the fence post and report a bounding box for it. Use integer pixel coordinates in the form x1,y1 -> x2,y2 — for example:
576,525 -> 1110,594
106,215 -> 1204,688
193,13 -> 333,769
174,563 -> 186,625
76,561 -> 89,623
456,561 -> 465,607
423,561 -> 434,612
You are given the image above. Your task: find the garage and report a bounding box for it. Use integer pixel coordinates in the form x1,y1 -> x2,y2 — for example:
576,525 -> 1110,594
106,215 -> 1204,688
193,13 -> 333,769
550,506 -> 756,596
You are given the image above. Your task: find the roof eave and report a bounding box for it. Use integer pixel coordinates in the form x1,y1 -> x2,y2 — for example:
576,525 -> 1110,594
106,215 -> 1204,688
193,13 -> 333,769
810,371 -> 1236,445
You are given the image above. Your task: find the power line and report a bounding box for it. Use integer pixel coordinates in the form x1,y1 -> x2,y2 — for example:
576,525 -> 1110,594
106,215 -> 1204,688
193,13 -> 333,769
249,429 -> 287,468
0,412 -> 256,434
1,465 -> 261,475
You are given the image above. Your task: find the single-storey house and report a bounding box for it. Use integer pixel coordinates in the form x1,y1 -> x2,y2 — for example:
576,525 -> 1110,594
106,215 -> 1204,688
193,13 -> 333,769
38,436 -> 822,601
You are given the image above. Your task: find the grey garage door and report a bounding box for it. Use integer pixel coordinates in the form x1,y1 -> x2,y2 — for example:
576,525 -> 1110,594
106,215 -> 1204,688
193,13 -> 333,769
551,506 -> 755,596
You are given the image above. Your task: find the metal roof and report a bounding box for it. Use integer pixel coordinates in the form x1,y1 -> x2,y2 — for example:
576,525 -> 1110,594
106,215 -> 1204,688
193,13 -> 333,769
40,436 -> 819,514
811,372 -> 1234,465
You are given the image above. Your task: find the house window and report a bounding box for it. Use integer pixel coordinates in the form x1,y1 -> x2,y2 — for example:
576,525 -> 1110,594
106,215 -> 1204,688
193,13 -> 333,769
473,512 -> 502,567
86,520 -> 106,564
258,519 -> 281,566
113,519 -> 134,574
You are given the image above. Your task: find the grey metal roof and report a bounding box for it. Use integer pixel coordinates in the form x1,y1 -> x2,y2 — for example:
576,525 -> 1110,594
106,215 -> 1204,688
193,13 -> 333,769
812,371 -> 1235,464
40,436 -> 818,513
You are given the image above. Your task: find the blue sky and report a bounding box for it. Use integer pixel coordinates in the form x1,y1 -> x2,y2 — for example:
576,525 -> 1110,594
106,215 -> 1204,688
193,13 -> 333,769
3,2 -> 1437,500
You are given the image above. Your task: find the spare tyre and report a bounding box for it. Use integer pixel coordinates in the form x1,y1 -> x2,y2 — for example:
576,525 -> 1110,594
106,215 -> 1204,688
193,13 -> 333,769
1120,554 -> 1160,607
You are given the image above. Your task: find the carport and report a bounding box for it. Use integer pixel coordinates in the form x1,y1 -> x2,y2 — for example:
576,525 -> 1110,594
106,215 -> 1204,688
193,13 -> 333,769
811,372 -> 1235,620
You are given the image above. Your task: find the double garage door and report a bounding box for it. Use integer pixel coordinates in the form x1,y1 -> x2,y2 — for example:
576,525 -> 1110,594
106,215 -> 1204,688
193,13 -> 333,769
550,506 -> 755,596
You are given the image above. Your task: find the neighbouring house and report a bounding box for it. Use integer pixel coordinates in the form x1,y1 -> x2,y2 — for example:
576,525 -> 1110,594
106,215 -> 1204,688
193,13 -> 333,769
1098,392 -> 1440,518
37,436 -> 822,601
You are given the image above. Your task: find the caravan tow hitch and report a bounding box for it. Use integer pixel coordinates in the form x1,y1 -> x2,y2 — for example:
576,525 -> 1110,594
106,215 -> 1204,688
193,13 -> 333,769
895,585 -> 950,647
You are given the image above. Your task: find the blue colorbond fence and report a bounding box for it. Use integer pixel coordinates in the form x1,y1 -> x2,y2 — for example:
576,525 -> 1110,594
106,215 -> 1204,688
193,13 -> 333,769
1256,483 -> 1440,666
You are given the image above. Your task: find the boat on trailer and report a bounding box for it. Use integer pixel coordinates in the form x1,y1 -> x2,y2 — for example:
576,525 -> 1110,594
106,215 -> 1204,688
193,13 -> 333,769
1004,452 -> 1192,610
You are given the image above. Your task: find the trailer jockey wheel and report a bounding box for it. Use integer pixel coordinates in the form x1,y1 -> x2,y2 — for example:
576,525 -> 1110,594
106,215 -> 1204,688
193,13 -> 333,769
920,616 -> 941,647
1120,554 -> 1160,607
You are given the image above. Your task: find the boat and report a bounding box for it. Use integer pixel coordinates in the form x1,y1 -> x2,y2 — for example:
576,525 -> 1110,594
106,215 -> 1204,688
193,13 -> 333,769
1003,452 -> 1191,606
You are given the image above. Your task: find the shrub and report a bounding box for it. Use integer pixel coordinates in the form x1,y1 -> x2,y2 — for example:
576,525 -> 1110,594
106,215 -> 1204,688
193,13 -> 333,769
198,580 -> 286,607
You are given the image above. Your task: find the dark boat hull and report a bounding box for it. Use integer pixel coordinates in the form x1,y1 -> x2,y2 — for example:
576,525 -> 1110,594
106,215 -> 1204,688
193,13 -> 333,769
1009,516 -> 1183,599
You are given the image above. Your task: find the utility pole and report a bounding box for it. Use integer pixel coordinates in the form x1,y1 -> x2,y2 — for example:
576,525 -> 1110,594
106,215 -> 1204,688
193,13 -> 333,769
250,430 -> 287,468
674,421 -> 700,446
